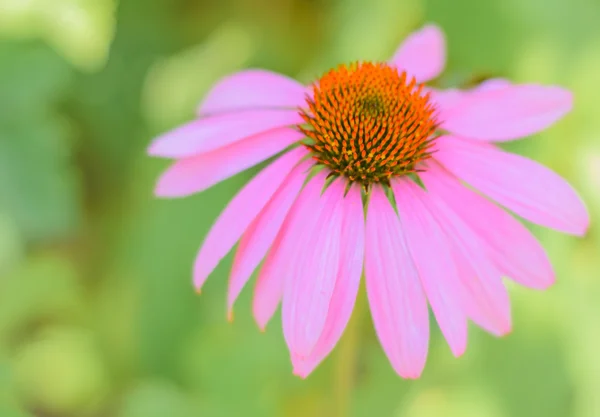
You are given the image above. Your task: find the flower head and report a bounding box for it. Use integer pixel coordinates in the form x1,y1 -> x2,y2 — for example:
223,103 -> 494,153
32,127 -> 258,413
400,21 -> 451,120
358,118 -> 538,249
301,62 -> 438,184
149,24 -> 589,378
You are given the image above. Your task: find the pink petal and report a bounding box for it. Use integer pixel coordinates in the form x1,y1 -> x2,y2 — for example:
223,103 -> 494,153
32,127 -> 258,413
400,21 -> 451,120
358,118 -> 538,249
155,128 -> 305,197
476,78 -> 511,92
292,184 -> 365,378
364,185 -> 429,378
429,80 -> 510,121
197,70 -> 307,115
227,159 -> 311,315
443,84 -> 573,141
435,136 -> 590,236
421,162 -> 555,289
282,179 -> 346,357
252,237 -> 285,331
252,171 -> 328,330
148,109 -> 303,158
429,88 -> 463,116
193,147 -> 308,290
392,179 -> 468,357
451,250 -> 511,336
416,184 -> 512,335
389,24 -> 446,83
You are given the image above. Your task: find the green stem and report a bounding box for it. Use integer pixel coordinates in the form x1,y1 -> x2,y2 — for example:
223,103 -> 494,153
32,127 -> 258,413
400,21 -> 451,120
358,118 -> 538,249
333,284 -> 366,417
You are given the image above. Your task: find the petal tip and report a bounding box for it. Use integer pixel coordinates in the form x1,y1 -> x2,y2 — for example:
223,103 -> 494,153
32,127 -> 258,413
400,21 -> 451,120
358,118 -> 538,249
292,369 -> 309,379
395,364 -> 425,379
147,141 -> 165,157
147,136 -> 180,158
450,343 -> 467,358
153,182 -> 174,198
390,23 -> 446,82
254,315 -> 268,332
226,285 -> 240,321
544,86 -> 574,121
488,318 -> 513,337
193,268 -> 209,294
554,86 -> 574,108
575,216 -> 591,237
562,201 -> 591,236
147,143 -> 159,157
400,372 -> 422,380
154,171 -> 191,198
420,23 -> 444,38
534,277 -> 556,291
291,357 -> 313,379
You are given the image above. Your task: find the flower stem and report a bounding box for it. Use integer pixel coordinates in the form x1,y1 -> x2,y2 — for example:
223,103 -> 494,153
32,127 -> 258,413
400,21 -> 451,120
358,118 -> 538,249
333,284 -> 366,417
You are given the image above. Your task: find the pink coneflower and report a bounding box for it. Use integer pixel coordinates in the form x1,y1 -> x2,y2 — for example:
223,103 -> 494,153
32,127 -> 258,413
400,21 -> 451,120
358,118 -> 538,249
149,25 -> 589,378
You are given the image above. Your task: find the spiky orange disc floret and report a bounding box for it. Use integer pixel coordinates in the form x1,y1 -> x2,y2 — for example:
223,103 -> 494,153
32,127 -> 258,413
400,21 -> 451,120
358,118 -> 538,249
300,62 -> 439,185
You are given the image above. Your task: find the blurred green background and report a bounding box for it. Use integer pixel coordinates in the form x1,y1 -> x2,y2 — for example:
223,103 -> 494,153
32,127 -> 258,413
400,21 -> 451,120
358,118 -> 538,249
1,0 -> 599,416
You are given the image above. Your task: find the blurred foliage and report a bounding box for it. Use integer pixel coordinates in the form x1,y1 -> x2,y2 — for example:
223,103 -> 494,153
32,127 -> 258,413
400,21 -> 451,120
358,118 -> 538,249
0,0 -> 599,416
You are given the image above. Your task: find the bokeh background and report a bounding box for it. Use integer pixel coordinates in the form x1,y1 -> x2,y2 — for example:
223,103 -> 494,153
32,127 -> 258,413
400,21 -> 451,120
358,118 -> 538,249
1,0 -> 599,416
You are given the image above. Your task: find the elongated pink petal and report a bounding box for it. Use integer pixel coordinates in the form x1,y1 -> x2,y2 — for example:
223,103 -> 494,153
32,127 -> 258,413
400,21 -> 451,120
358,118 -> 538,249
389,24 -> 446,82
198,70 -> 307,115
392,179 -> 468,357
282,179 -> 345,357
417,186 -> 512,335
155,128 -> 304,197
252,171 -> 328,330
193,147 -> 308,290
252,237 -> 285,331
435,136 -> 590,236
292,184 -> 365,378
148,109 -> 303,158
451,250 -> 510,336
443,85 -> 573,141
421,162 -> 555,289
227,159 -> 311,315
364,186 -> 429,378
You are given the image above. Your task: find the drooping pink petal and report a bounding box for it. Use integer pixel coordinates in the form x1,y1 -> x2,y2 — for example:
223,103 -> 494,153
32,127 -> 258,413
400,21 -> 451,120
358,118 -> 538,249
193,147 -> 308,291
364,185 -> 429,378
148,109 -> 303,158
450,249 -> 510,336
252,236 -> 285,331
443,85 -> 573,141
389,24 -> 446,83
155,128 -> 305,197
227,159 -> 312,316
435,136 -> 590,236
392,179 -> 468,357
292,184 -> 365,378
421,162 -> 555,289
282,179 -> 345,357
197,70 -> 308,115
252,171 -> 328,330
417,185 -> 512,336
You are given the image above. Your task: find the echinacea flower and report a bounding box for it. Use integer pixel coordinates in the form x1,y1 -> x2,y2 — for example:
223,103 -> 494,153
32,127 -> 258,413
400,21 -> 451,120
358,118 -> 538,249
149,25 -> 590,378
